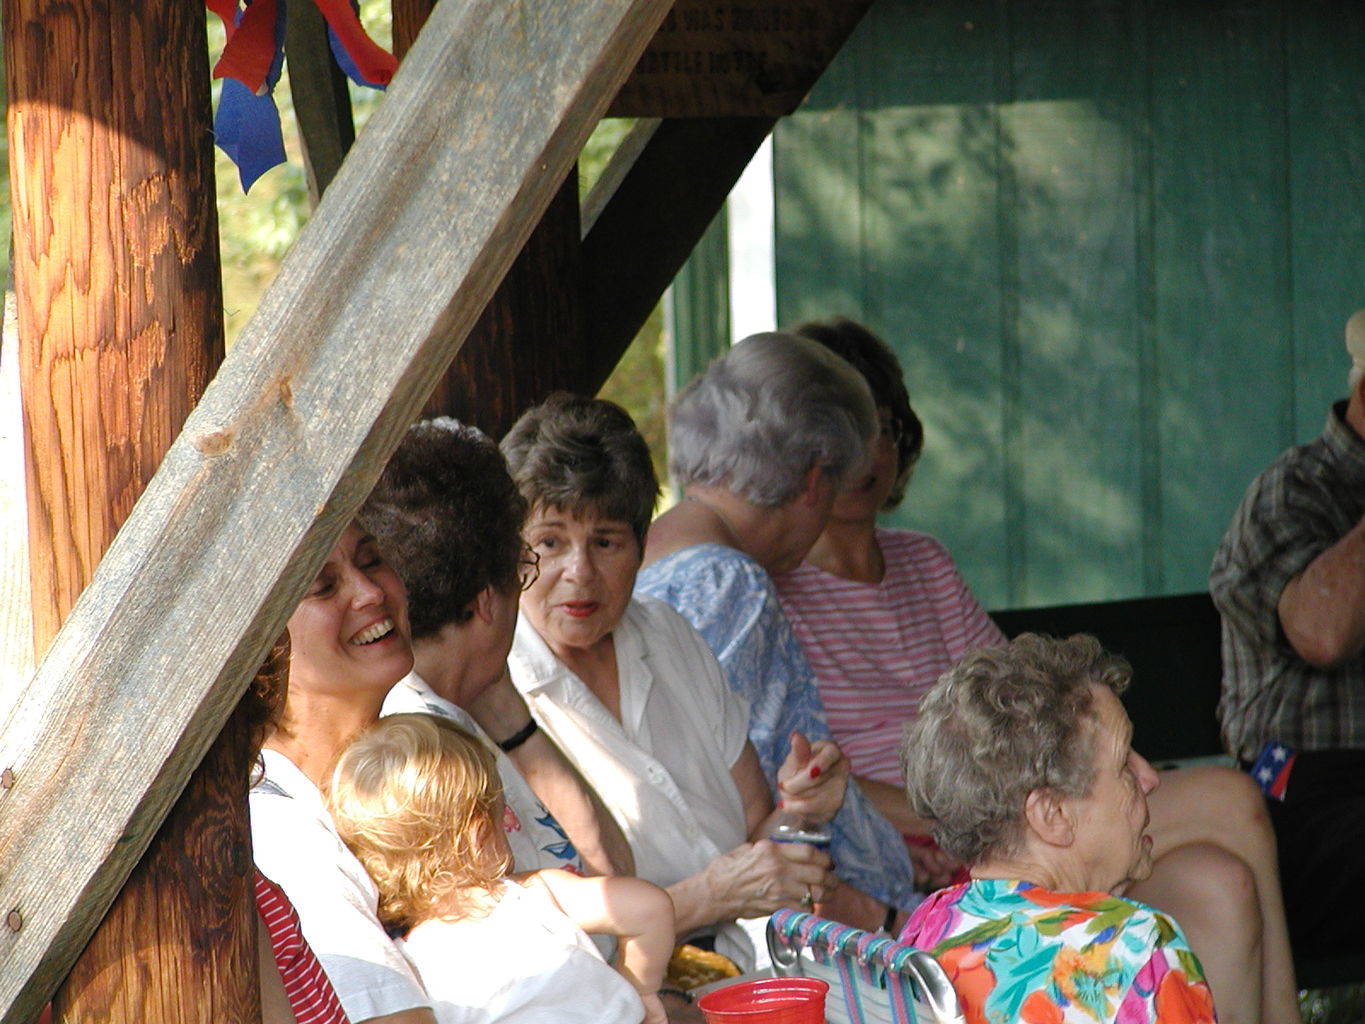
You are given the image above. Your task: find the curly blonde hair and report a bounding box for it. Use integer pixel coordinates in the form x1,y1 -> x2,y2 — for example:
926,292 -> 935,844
328,713 -> 512,933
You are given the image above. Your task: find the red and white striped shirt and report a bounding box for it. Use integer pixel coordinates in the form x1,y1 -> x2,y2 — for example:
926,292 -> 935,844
775,529 -> 1005,786
255,871 -> 351,1024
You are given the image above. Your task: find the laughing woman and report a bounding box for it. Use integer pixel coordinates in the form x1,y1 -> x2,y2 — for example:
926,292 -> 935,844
250,523 -> 435,1024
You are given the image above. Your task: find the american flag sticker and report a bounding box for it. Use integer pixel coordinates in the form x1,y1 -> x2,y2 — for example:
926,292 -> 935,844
1249,741 -> 1297,801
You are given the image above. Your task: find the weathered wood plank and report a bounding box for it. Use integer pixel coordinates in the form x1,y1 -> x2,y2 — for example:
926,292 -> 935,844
580,116 -> 773,392
286,0 -> 356,205
609,0 -> 874,117
0,1 -> 668,1020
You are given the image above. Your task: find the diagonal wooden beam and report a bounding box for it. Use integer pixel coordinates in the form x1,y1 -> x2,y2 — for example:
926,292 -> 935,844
0,1 -> 668,1020
579,116 -> 775,394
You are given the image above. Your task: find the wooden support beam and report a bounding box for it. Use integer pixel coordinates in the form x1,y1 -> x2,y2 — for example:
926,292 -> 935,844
0,2 -> 668,1020
52,693 -> 260,1024
5,0 -> 226,657
3,2 -> 257,1022
579,116 -> 774,394
286,0 -> 356,205
424,170 -> 586,437
609,0 -> 874,117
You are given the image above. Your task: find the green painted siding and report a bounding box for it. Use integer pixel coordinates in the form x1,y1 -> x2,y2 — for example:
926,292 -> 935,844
774,0 -> 1365,609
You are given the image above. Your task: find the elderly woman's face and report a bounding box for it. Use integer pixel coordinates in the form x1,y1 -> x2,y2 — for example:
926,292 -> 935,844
520,506 -> 642,658
286,523 -> 414,701
1065,685 -> 1160,892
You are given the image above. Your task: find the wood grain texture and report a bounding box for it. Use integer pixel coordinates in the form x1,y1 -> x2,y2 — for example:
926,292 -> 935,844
52,693 -> 259,1024
6,0 -> 226,658
391,0 -> 437,61
0,296 -> 34,704
4,2 -> 257,1020
609,0 -> 874,117
0,1 -> 668,1020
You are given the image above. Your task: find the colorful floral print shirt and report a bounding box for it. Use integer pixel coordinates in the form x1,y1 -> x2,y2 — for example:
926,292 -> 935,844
901,880 -> 1217,1024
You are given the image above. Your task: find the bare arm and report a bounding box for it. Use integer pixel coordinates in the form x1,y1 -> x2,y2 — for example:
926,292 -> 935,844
257,912 -> 299,1024
1278,514 -> 1365,667
730,737 -> 848,842
532,871 -> 673,1024
664,840 -> 833,935
466,670 -> 634,876
733,746 -> 914,932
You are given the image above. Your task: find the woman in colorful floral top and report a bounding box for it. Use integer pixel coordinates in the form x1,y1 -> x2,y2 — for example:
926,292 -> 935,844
899,634 -> 1217,1024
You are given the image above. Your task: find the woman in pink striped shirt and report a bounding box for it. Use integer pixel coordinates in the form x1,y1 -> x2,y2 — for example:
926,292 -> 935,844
775,317 -> 1300,1024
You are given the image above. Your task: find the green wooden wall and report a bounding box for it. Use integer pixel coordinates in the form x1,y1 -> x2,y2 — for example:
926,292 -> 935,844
772,0 -> 1365,610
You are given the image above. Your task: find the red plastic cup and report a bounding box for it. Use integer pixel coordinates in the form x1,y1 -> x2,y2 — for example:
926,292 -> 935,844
697,977 -> 829,1023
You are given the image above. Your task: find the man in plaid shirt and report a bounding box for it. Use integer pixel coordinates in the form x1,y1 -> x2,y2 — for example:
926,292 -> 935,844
1210,310 -> 1365,958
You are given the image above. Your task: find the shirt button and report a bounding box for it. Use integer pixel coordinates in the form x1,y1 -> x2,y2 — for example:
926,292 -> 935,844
647,765 -> 666,784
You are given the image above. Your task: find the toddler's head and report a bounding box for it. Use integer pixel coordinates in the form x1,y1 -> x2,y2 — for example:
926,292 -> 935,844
329,713 -> 512,932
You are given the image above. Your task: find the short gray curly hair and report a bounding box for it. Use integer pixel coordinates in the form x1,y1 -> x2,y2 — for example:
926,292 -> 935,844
900,633 -> 1132,865
668,332 -> 876,507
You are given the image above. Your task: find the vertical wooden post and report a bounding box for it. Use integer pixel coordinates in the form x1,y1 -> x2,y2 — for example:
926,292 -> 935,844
3,1 -> 255,1021
6,0 -> 226,654
392,0 -> 437,60
393,0 -> 588,438
423,172 -> 587,437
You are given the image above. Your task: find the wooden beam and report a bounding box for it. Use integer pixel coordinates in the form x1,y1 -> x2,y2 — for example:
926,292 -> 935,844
5,0 -> 227,657
0,2 -> 668,1020
52,692 -> 260,1023
609,0 -> 874,117
424,170 -> 586,437
3,2 -> 255,1022
579,116 -> 774,393
391,0 -> 437,61
286,0 -> 356,205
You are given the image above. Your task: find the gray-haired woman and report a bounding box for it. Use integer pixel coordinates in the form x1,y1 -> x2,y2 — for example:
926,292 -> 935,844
637,331 -> 920,933
899,633 -> 1217,1024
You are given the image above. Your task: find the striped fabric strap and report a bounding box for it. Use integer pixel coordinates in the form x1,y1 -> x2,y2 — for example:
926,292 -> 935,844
772,909 -> 932,1023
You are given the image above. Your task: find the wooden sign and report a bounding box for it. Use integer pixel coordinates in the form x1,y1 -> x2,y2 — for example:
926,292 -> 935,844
609,0 -> 874,117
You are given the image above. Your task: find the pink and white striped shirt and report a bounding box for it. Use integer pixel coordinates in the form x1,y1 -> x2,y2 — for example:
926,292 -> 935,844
775,529 -> 1005,787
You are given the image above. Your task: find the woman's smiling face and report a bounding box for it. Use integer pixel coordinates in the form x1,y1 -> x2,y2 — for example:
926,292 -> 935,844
518,506 -> 642,660
286,524 -> 414,701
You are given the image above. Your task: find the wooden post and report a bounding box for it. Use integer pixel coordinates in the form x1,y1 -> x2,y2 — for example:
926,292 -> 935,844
2,1 -> 254,1022
51,695 -> 260,1024
424,172 -> 587,437
5,0 -> 226,656
393,0 -> 587,438
287,0 -> 355,205
392,0 -> 437,60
